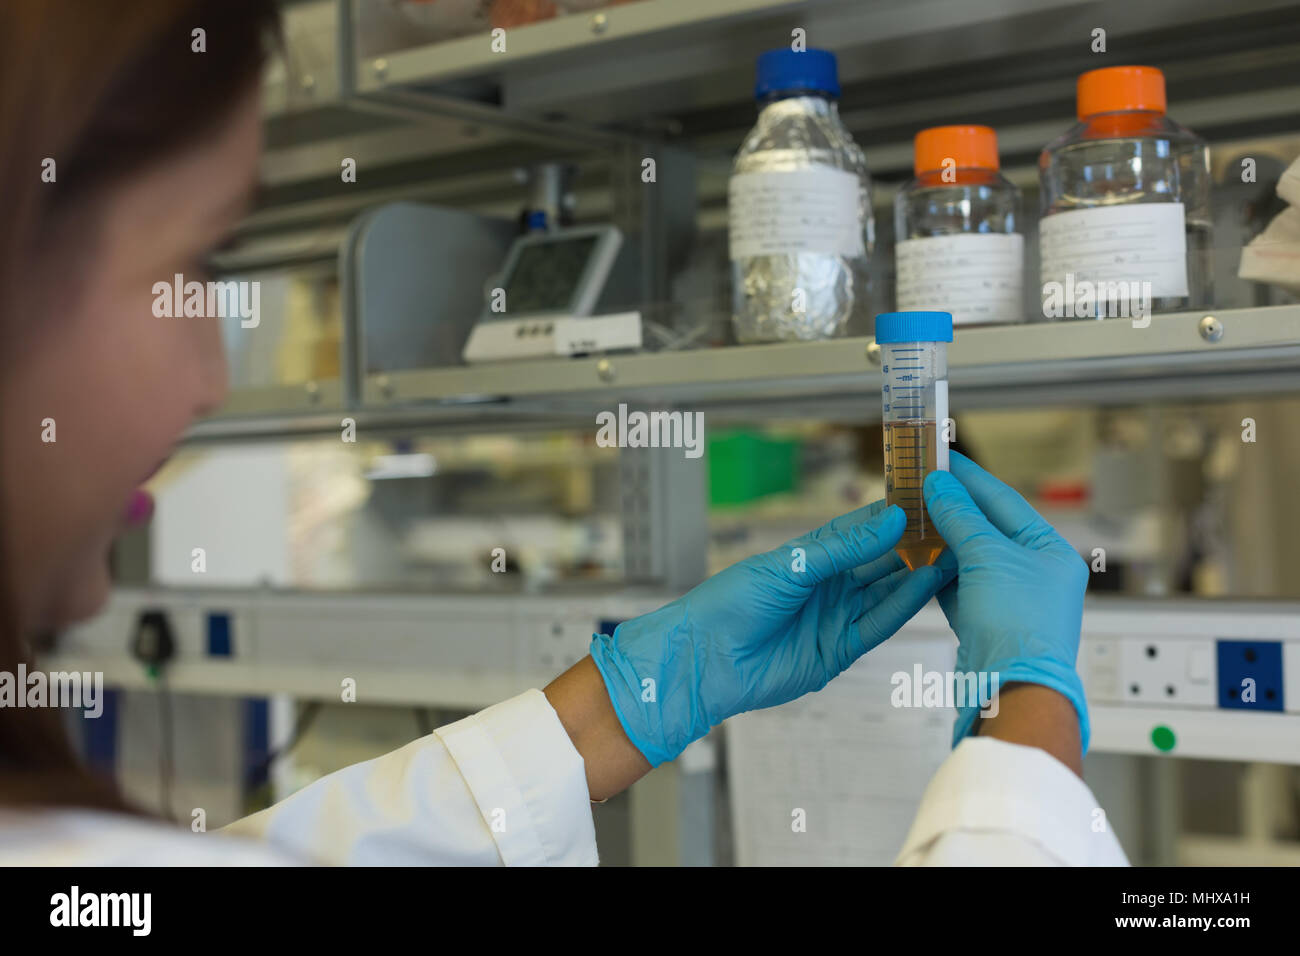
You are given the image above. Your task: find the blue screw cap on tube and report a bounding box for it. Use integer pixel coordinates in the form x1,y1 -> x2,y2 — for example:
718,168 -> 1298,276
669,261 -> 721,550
755,48 -> 840,100
874,311 -> 954,344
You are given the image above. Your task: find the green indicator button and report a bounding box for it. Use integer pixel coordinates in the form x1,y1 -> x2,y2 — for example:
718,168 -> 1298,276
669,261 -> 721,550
1151,725 -> 1176,752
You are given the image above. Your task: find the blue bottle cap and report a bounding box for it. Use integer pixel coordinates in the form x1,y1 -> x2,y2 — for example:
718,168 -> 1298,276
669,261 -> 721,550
874,311 -> 954,344
755,48 -> 840,100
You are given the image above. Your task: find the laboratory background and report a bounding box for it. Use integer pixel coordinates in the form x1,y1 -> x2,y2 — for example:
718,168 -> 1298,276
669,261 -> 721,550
50,0 -> 1300,866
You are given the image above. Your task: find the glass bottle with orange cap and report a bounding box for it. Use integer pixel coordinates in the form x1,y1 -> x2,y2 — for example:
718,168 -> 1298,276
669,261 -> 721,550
894,125 -> 1024,326
1039,65 -> 1212,321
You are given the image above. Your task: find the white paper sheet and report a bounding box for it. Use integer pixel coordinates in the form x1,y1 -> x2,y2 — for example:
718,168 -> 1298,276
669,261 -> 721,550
725,625 -> 956,865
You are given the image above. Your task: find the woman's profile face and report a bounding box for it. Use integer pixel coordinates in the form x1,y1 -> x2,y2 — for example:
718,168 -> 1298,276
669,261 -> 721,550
1,90 -> 262,632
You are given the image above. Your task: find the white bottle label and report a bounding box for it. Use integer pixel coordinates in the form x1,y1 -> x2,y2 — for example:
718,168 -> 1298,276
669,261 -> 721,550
895,233 -> 1024,325
1039,203 -> 1189,310
935,380 -> 949,472
728,168 -> 865,260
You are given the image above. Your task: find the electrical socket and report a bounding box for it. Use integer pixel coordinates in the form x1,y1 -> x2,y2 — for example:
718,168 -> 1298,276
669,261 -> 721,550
1118,638 -> 1215,708
1216,639 -> 1284,712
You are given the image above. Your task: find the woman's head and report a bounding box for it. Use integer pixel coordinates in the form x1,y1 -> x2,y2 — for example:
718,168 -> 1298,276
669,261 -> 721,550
0,0 -> 279,799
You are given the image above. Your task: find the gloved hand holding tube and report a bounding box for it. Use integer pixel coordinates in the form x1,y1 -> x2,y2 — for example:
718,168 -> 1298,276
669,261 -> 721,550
922,451 -> 1092,751
590,501 -> 953,767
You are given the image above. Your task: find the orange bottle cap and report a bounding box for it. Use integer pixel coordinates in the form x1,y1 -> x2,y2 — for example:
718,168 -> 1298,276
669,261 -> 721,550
913,125 -> 999,176
1077,65 -> 1166,119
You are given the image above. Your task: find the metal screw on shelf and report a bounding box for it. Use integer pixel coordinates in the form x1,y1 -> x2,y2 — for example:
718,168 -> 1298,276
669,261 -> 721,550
372,58 -> 388,83
376,375 -> 394,399
866,342 -> 882,365
305,381 -> 321,404
596,359 -> 616,382
1198,315 -> 1224,343
591,13 -> 608,34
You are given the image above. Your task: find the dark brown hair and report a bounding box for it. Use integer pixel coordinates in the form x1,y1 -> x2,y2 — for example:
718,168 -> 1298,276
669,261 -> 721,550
0,0 -> 280,808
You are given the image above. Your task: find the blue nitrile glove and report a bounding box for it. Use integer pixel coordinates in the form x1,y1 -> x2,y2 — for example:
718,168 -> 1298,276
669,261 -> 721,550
922,451 -> 1091,751
590,501 -> 953,766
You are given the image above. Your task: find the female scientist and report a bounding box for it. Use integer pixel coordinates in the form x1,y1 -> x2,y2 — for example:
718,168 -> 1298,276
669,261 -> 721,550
0,0 -> 1125,865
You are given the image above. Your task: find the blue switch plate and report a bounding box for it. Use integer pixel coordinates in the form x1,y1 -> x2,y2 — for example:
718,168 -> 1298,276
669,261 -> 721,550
207,612 -> 233,658
1216,640 -> 1284,712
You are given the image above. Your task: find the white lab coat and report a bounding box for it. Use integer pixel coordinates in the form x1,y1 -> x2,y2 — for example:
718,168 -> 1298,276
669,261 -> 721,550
0,689 -> 1128,865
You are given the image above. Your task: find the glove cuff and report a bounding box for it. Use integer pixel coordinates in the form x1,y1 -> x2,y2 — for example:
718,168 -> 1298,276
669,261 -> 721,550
950,661 -> 1091,754
589,605 -> 705,767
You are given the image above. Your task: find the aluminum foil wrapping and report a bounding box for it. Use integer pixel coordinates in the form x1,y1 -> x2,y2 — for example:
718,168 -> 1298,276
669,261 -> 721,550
729,97 -> 873,343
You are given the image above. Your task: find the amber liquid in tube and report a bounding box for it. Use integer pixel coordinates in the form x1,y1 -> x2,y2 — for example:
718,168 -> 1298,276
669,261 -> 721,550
884,420 -> 946,570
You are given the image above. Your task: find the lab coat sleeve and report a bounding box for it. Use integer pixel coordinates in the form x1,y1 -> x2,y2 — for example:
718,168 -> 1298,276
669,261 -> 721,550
895,736 -> 1130,866
221,689 -> 599,866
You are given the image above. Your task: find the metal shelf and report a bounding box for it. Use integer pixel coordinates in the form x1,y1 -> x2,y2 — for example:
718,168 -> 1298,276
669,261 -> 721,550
220,0 -> 1300,437
187,305 -> 1300,440
354,0 -> 800,92
366,304 -> 1300,411
212,380 -> 346,420
259,0 -> 1300,192
344,0 -> 1300,166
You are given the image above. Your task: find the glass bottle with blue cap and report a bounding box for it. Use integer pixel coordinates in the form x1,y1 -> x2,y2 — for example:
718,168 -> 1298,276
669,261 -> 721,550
876,310 -> 953,570
729,47 -> 873,343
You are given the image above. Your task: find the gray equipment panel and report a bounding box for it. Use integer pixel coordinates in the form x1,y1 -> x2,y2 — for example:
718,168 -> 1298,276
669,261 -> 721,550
342,201 -> 517,390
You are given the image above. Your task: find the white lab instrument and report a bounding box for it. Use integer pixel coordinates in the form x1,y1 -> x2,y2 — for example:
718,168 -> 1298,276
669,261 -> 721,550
462,225 -> 643,363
